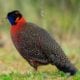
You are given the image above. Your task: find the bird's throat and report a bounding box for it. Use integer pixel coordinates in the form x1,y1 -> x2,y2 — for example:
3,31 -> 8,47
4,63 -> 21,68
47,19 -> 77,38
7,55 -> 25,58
15,17 -> 26,25
11,17 -> 26,35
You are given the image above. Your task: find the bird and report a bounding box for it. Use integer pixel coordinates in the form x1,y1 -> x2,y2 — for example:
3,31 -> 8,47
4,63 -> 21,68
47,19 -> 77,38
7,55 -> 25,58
7,10 -> 77,75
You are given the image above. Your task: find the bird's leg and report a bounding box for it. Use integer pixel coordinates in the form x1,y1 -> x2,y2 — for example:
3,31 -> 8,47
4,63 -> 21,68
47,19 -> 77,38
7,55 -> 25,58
28,60 -> 38,71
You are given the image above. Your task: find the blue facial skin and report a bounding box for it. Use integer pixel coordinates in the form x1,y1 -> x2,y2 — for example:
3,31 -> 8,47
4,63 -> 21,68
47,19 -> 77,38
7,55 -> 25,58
7,14 -> 16,25
7,10 -> 22,25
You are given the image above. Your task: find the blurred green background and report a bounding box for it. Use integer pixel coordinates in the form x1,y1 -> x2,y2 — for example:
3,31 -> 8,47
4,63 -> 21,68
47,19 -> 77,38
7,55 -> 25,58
0,0 -> 80,80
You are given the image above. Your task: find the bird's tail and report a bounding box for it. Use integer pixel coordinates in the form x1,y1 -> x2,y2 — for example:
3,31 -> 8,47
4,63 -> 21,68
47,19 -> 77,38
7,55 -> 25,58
49,53 -> 78,75
55,62 -> 78,75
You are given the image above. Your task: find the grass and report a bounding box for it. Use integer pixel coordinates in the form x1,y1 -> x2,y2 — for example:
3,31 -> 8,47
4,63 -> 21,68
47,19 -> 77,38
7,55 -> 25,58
0,70 -> 80,80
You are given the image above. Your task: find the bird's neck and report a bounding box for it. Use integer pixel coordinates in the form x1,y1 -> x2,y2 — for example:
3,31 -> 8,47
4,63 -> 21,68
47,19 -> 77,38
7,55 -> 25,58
11,17 -> 26,35
13,17 -> 26,27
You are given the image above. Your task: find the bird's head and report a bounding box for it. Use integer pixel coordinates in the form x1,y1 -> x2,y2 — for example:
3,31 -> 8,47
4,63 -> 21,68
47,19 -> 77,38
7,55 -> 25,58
7,10 -> 23,25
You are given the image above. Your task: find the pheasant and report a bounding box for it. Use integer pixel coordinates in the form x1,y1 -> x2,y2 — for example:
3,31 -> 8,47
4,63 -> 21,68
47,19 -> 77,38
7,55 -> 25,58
7,10 -> 77,75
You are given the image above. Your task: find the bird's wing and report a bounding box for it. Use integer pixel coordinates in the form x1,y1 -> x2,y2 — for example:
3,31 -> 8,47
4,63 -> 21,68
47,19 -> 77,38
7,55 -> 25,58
37,27 -> 78,75
32,24 -> 70,66
23,23 -> 70,65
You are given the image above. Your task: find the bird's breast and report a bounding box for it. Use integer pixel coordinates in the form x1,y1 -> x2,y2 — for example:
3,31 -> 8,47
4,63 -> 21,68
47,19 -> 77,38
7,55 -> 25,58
11,27 -> 35,51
